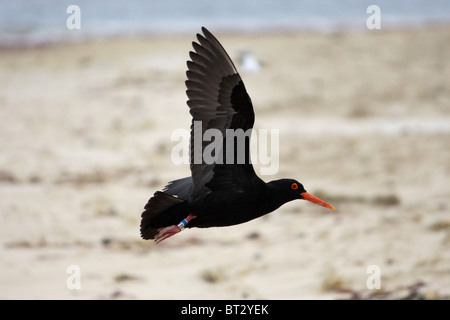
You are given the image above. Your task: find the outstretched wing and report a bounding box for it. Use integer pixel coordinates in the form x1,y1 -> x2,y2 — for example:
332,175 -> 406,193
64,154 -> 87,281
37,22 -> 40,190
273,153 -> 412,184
186,27 -> 260,201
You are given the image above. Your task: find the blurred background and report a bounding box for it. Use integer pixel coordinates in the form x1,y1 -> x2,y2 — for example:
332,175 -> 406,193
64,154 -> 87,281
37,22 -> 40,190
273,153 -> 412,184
1,0 -> 450,46
0,0 -> 449,299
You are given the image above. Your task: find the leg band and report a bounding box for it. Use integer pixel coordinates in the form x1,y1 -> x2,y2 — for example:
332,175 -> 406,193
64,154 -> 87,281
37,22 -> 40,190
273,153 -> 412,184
177,219 -> 188,231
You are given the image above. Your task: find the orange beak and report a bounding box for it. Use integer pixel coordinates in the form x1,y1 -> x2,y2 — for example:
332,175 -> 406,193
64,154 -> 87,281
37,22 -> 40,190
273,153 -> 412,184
301,192 -> 335,210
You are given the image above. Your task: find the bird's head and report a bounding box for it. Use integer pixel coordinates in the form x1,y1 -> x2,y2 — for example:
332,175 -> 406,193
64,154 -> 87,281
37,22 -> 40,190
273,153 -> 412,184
269,179 -> 335,210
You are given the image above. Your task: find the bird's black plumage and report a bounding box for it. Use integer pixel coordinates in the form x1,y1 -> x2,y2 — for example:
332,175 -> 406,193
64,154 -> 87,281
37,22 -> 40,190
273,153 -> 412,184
186,27 -> 257,201
140,27 -> 333,242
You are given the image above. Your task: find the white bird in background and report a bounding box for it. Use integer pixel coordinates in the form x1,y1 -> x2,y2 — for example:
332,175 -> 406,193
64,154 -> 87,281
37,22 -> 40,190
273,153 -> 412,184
237,50 -> 262,73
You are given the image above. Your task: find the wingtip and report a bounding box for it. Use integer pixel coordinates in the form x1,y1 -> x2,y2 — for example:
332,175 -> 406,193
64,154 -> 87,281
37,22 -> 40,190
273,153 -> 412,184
201,26 -> 213,38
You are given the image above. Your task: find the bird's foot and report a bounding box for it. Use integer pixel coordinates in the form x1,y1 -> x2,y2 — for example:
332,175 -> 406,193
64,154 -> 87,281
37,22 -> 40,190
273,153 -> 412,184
154,215 -> 197,244
154,225 -> 181,244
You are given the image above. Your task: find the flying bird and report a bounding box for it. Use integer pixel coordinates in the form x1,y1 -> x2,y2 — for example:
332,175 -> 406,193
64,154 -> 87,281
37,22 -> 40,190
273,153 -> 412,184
140,27 -> 334,244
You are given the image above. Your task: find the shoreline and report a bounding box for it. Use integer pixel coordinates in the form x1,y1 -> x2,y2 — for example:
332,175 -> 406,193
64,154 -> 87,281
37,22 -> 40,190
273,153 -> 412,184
1,22 -> 450,50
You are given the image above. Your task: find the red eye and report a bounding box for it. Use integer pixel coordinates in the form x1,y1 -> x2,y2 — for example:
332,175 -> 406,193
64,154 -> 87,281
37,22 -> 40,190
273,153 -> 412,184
291,183 -> 298,190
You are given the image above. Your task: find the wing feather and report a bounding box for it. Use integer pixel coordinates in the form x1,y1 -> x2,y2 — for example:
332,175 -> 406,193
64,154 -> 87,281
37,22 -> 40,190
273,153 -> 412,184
186,27 -> 261,201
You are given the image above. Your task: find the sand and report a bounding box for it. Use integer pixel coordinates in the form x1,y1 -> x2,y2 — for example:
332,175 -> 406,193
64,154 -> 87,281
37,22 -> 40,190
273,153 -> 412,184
1,26 -> 449,300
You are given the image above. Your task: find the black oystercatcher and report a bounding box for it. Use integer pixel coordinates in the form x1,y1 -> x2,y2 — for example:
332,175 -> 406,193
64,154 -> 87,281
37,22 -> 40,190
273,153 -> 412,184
140,27 -> 334,244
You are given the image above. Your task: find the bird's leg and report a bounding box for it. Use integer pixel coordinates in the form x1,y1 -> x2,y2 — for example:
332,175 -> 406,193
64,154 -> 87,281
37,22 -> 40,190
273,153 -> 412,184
154,214 -> 197,244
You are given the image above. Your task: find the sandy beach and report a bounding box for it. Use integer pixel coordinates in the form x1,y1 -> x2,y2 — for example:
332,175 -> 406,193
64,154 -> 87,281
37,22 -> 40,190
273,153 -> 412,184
1,26 -> 450,299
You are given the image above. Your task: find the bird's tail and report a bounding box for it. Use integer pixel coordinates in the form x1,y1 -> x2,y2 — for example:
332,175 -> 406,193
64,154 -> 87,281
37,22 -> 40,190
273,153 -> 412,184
140,191 -> 185,240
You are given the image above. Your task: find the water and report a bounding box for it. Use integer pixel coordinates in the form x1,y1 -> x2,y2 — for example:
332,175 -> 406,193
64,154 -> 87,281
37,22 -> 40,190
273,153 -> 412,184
0,0 -> 449,46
